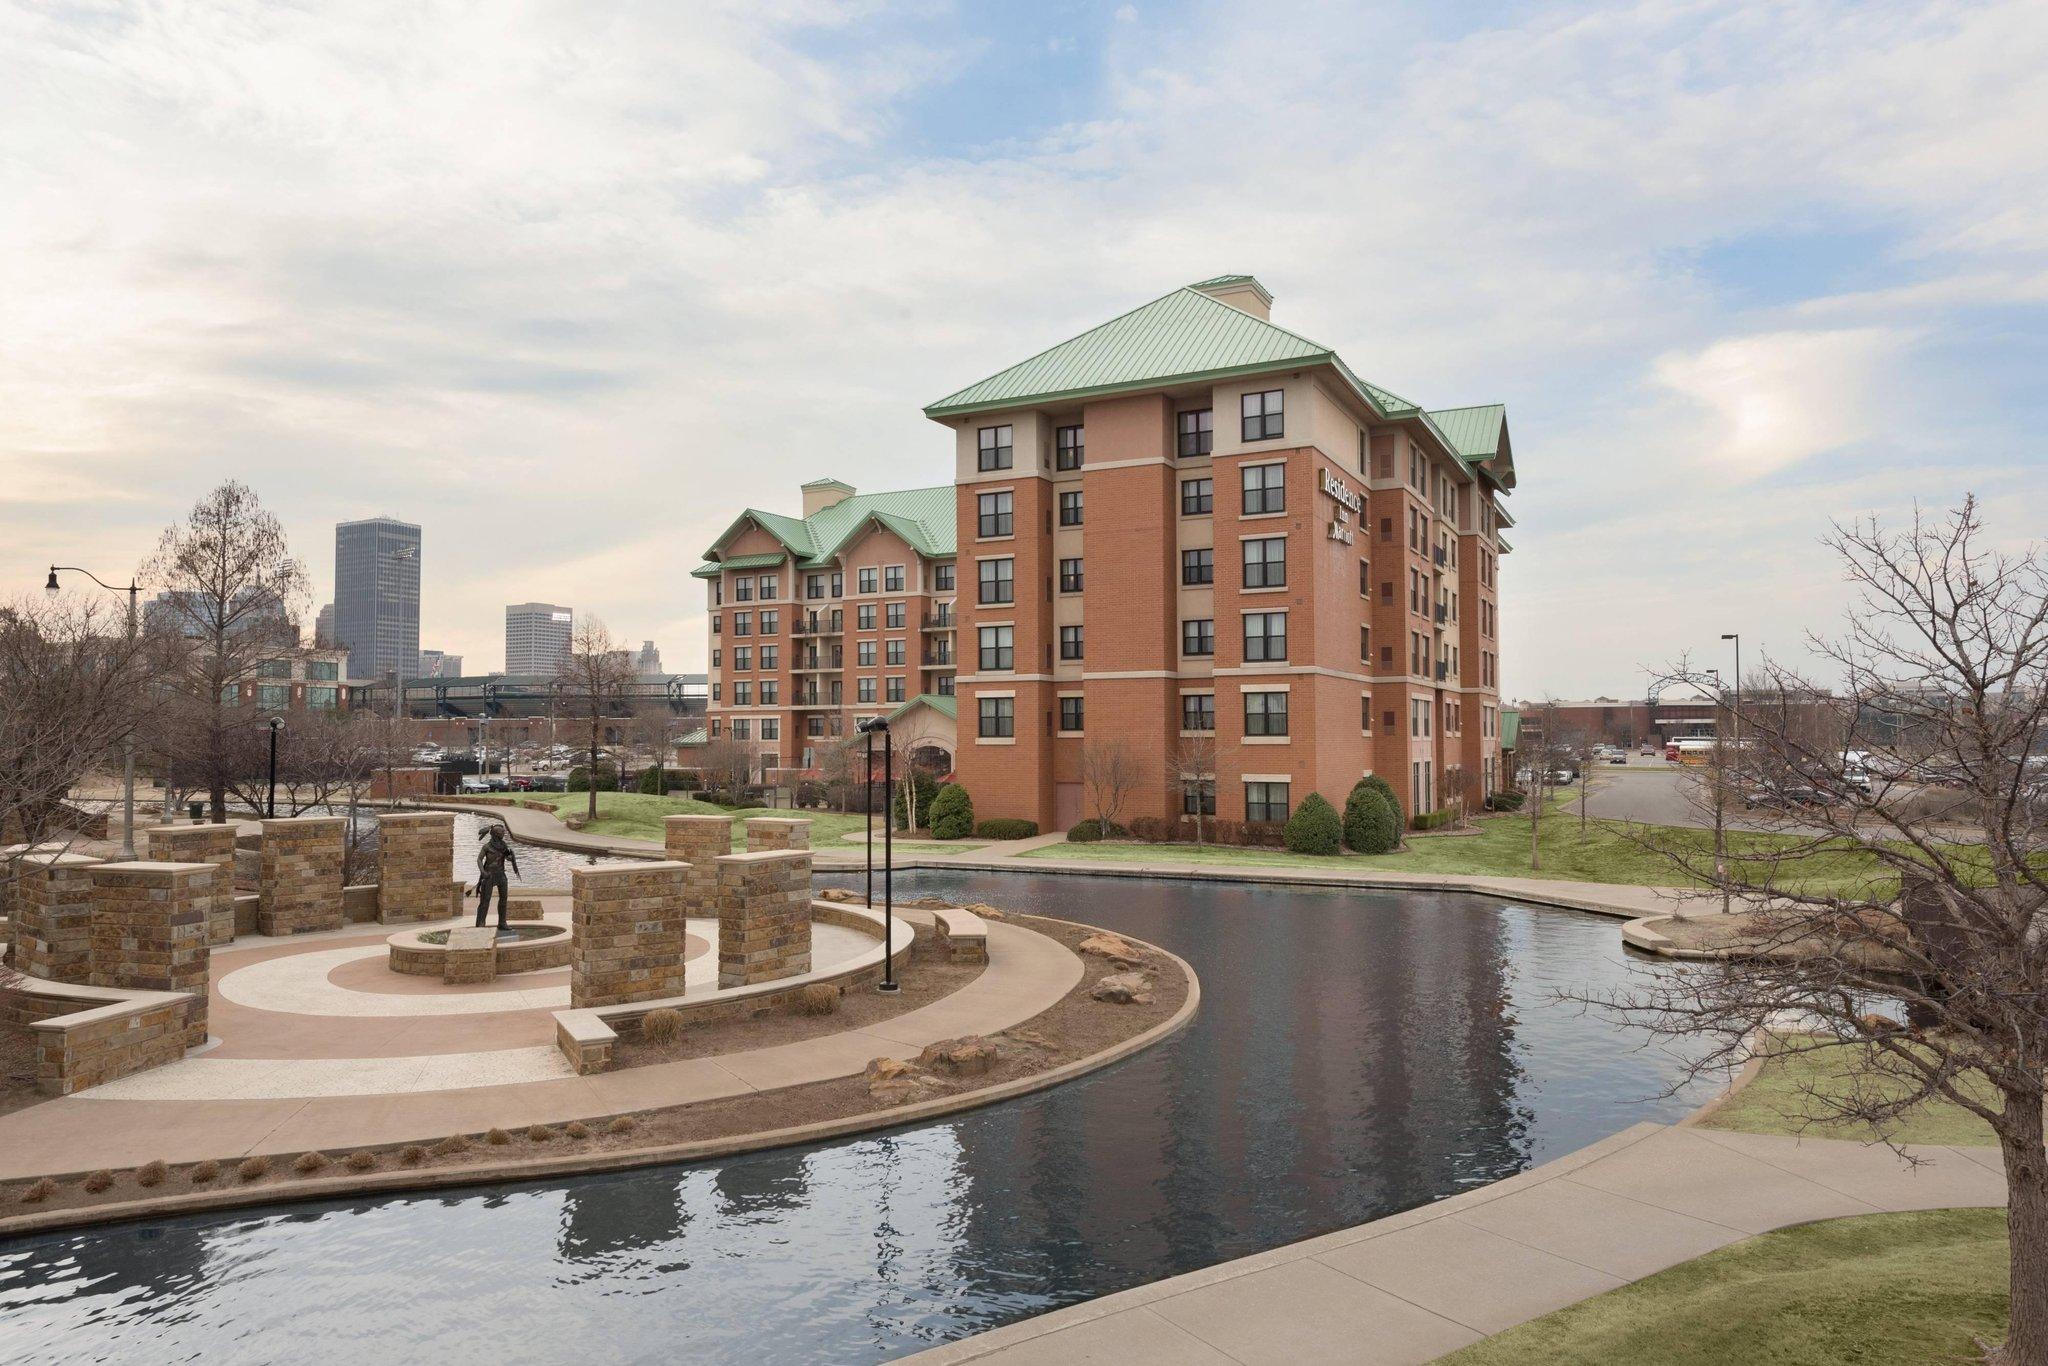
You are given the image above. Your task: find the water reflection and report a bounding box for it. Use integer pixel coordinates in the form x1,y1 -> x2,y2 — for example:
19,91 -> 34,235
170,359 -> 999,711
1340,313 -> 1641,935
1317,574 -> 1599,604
3,872 -> 1707,1364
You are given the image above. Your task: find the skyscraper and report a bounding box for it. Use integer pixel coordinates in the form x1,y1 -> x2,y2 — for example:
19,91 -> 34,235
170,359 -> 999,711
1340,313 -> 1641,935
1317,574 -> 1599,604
334,517 -> 421,682
505,602 -> 573,675
314,602 -> 336,649
419,649 -> 463,678
636,640 -> 663,675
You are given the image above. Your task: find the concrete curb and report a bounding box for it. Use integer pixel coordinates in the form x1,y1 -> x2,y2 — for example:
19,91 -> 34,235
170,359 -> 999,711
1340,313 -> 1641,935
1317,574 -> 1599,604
0,930 -> 1199,1241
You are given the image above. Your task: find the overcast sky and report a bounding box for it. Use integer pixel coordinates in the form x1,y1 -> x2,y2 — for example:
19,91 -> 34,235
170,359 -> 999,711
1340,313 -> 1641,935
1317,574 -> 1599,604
4,0 -> 2044,696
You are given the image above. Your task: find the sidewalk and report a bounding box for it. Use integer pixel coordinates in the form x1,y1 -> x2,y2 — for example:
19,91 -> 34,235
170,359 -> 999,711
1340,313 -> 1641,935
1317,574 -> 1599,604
904,1123 -> 2007,1365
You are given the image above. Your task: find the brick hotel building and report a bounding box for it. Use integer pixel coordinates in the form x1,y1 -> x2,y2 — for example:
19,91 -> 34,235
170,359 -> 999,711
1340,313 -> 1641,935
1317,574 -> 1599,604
692,481 -> 959,780
926,275 -> 1516,832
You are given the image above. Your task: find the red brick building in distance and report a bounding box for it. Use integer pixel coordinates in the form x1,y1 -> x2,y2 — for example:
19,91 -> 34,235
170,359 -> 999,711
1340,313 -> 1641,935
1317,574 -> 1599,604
925,275 -> 1517,832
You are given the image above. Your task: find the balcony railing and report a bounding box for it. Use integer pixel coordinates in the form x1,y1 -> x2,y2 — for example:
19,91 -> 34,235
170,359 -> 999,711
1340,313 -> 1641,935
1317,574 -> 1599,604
923,650 -> 954,666
792,615 -> 843,636
1433,546 -> 1447,567
793,652 -> 843,671
1435,662 -> 1450,681
921,613 -> 955,630
1434,604 -> 1448,624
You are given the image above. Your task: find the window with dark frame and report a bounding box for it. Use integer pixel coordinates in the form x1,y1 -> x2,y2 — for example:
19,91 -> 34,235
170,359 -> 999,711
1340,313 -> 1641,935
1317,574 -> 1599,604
1182,780 -> 1216,816
1059,557 -> 1083,593
1180,692 -> 1216,732
977,490 -> 1013,537
1244,690 -> 1289,736
977,625 -> 1014,671
1059,624 -> 1083,661
1058,489 -> 1083,526
1245,781 -> 1290,823
1241,462 -> 1285,514
1181,617 -> 1214,657
1181,477 -> 1213,515
1242,536 -> 1286,588
978,695 -> 1014,737
1055,425 -> 1085,470
1058,696 -> 1084,732
978,558 -> 1014,605
1241,389 -> 1284,441
977,424 -> 1013,472
1181,547 -> 1213,585
1176,408 -> 1213,457
1244,611 -> 1287,662
933,563 -> 955,591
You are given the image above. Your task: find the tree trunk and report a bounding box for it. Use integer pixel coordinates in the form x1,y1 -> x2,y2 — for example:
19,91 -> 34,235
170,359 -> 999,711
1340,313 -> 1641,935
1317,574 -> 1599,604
586,724 -> 599,823
1529,779 -> 1542,872
1999,1098 -> 2048,1364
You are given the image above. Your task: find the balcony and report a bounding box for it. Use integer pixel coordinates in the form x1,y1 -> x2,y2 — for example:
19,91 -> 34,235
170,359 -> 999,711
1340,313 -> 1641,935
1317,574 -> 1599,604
921,612 -> 955,630
792,615 -> 843,636
1434,603 -> 1448,624
1433,546 -> 1447,568
923,650 -> 955,666
1435,661 -> 1450,682
793,651 -> 843,671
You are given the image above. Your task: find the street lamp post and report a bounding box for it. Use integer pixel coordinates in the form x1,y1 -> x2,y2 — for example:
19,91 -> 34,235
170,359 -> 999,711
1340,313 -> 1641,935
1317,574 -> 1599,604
1720,633 -> 1742,917
47,565 -> 141,856
266,716 -> 283,817
856,716 -> 899,993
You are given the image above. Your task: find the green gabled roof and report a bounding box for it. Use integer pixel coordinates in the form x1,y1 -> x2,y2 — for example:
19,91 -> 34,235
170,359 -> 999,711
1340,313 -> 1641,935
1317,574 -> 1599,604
1426,404 -> 1516,491
691,550 -> 785,579
890,692 -> 956,722
1499,708 -> 1520,749
699,484 -> 956,571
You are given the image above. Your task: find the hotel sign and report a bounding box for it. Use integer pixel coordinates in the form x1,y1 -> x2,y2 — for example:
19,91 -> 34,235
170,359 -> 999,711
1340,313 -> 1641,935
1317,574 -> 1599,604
1321,468 -> 1362,544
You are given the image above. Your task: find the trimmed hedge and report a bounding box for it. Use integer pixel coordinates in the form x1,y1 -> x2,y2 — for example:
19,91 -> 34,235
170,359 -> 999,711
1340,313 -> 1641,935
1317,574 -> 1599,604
974,818 -> 1039,840
1343,780 -> 1401,854
929,784 -> 974,840
567,764 -> 619,792
1486,790 -> 1527,812
1414,807 -> 1458,831
1283,792 -> 1344,855
1067,818 -> 1129,843
634,766 -> 691,794
1356,772 -> 1403,831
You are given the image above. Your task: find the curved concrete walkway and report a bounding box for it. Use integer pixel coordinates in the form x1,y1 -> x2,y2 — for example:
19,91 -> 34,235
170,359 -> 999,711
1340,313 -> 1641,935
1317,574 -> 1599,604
0,917 -> 1081,1179
906,1122 -> 2008,1365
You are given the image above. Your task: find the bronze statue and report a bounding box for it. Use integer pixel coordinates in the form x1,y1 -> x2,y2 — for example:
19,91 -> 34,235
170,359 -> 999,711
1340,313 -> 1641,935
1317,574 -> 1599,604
475,823 -> 521,930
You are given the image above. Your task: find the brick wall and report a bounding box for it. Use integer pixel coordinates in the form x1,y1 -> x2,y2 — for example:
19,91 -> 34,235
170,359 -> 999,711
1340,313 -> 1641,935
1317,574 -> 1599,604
714,849 -> 812,988
744,817 -> 811,851
664,814 -> 730,912
570,860 -> 691,1008
144,823 -> 237,945
32,993 -> 192,1096
12,852 -> 101,982
376,811 -> 455,923
258,816 -> 347,935
88,861 -> 212,1047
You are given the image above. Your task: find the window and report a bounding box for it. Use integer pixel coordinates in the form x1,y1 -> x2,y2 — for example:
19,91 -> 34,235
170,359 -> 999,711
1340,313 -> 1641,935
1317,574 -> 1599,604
884,565 -> 905,592
761,718 -> 780,740
1177,408 -> 1213,457
977,424 -> 1013,472
731,719 -> 749,740
977,490 -> 1013,537
807,574 -> 825,600
1242,536 -> 1287,588
1359,625 -> 1370,662
830,571 -> 844,597
732,611 -> 751,637
1055,425 -> 1084,470
857,604 -> 876,631
886,677 -> 905,703
1059,557 -> 1084,593
858,678 -> 876,703
1241,388 -> 1284,441
978,696 -> 1015,738
257,684 -> 290,709
978,625 -> 1014,670
710,614 -> 721,636
1181,548 -> 1213,585
308,660 -> 338,682
1181,693 -> 1216,732
757,574 -> 777,600
978,558 -> 1014,605
258,659 -> 291,680
933,564 -> 955,591
1241,463 -> 1285,514
710,684 -> 721,703
886,602 -> 906,629
1181,477 -> 1213,515
760,680 -> 779,705
711,648 -> 722,668
857,641 -> 876,667
734,646 -> 752,670
1181,618 -> 1214,657
758,610 -> 777,635
760,645 -> 779,669
807,716 -> 825,737
1182,780 -> 1217,816
1243,611 -> 1287,662
1245,781 -> 1290,823
734,577 -> 753,602
1059,696 -> 1084,731
1361,694 -> 1373,732
937,675 -> 955,696
1059,624 -> 1083,661
1244,690 -> 1289,736
885,640 -> 905,666
307,685 -> 337,710
1058,490 -> 1083,526
734,681 -> 753,705
858,567 -> 878,594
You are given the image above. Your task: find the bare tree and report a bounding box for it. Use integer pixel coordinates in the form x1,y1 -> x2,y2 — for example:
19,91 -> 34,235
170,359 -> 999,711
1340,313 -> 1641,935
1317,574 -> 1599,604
142,481 -> 308,821
552,617 -> 635,823
698,732 -> 759,807
814,734 -> 860,812
628,704 -> 687,796
1167,735 -> 1224,844
1079,737 -> 1144,836
1515,699 -> 1573,871
1588,499 -> 2048,1363
0,596 -> 154,847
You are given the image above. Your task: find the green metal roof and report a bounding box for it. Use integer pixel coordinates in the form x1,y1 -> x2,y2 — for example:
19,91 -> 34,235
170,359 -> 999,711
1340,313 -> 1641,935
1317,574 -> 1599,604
1425,404 -> 1516,490
1499,708 -> 1520,749
890,692 -> 956,723
921,280 -> 1500,482
699,484 -> 956,570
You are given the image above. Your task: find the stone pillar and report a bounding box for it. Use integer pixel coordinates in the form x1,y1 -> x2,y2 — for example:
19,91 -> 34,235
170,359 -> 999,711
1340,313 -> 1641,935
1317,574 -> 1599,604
145,823 -> 238,945
714,850 -> 812,988
664,815 -> 730,913
13,852 -> 101,982
2,841 -> 65,963
744,817 -> 812,852
375,812 -> 456,923
570,860 -> 691,1009
90,861 -> 212,1047
258,816 -> 346,935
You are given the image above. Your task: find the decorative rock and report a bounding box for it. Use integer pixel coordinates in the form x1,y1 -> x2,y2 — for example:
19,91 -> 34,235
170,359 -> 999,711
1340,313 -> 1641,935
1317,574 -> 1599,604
864,1056 -> 947,1104
1090,971 -> 1155,1006
917,1036 -> 1002,1076
1078,932 -> 1143,969
964,901 -> 1007,921
816,887 -> 863,904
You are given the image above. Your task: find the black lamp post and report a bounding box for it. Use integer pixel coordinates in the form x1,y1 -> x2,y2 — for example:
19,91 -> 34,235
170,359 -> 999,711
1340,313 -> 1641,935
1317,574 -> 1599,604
266,716 -> 284,818
47,565 -> 142,855
856,715 -> 899,992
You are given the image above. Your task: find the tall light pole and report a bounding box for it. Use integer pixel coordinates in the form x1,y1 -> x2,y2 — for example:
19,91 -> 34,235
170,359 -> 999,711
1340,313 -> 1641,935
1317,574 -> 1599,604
47,565 -> 142,856
266,716 -> 283,817
1720,633 -> 1742,916
856,716 -> 899,993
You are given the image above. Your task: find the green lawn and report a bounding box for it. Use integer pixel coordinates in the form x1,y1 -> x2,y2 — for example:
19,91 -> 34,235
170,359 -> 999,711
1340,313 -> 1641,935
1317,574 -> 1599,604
1702,1036 -> 1998,1146
517,792 -> 982,852
1017,792 -> 1893,896
1439,1209 -> 2009,1366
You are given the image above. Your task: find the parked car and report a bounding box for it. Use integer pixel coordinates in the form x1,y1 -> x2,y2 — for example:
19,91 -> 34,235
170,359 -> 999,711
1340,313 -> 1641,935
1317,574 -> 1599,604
1607,752 -> 1628,765
458,775 -> 490,794
1743,781 -> 1825,810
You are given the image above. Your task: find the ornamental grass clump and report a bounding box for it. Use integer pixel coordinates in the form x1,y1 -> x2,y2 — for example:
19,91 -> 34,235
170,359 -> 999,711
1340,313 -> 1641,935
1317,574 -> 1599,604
429,1135 -> 468,1157
292,1151 -> 329,1175
135,1160 -> 169,1188
399,1146 -> 428,1166
484,1128 -> 512,1146
640,1008 -> 683,1045
344,1151 -> 377,1172
188,1160 -> 221,1184
19,1177 -> 55,1204
795,984 -> 840,1017
525,1124 -> 554,1142
82,1169 -> 114,1193
605,1115 -> 638,1135
237,1156 -> 269,1182
564,1121 -> 591,1140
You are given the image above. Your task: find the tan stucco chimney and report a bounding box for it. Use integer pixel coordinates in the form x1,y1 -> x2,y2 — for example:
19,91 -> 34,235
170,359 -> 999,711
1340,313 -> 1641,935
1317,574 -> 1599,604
801,478 -> 855,517
1190,275 -> 1273,321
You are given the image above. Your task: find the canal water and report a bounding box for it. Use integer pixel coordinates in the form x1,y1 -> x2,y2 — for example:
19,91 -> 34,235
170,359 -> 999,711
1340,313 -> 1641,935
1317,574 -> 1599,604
2,870 -> 1711,1365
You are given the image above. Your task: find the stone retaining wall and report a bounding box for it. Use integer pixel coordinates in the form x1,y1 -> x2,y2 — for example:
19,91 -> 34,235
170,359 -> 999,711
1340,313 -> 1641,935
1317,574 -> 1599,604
258,816 -> 346,935
570,861 -> 691,1008
89,861 -> 212,1047
663,815 -> 729,912
714,849 -> 812,988
376,812 -> 455,923
32,991 -> 192,1095
12,853 -> 101,982
744,817 -> 811,852
144,823 -> 237,945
